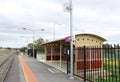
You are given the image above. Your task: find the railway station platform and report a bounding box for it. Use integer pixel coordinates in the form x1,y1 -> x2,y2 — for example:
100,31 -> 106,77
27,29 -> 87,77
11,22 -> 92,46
17,55 -> 83,82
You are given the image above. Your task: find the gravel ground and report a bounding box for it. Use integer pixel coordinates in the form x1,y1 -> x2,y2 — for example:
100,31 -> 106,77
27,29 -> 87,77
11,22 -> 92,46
4,55 -> 20,82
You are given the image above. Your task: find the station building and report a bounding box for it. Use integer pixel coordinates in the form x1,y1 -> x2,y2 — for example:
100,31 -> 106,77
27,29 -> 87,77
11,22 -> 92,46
43,33 -> 106,75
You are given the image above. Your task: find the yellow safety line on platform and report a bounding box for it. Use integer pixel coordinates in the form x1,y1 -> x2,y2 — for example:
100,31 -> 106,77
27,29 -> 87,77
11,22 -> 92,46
19,55 -> 38,82
19,55 -> 28,82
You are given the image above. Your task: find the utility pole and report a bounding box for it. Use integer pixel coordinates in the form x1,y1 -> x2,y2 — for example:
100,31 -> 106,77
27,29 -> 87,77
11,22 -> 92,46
64,0 -> 74,79
69,0 -> 74,79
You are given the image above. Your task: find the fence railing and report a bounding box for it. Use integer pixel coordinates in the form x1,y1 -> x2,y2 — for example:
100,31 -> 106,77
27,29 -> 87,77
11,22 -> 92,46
75,45 -> 120,82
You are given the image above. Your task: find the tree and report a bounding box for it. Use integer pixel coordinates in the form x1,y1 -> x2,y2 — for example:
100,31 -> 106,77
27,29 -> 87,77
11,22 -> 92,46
26,38 -> 47,53
34,38 -> 46,53
19,47 -> 27,52
27,43 -> 33,49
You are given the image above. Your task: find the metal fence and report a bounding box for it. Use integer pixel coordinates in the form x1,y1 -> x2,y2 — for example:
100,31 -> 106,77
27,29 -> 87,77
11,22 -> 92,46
74,45 -> 120,82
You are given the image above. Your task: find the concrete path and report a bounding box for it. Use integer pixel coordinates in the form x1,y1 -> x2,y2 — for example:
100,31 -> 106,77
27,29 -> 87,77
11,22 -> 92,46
21,55 -> 83,82
5,54 -> 83,82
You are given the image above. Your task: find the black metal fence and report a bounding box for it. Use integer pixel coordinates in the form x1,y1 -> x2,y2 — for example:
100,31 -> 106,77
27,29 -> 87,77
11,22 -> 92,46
75,45 -> 120,82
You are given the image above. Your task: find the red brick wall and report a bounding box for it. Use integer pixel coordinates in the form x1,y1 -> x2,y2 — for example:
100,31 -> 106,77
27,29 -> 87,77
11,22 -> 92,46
77,60 -> 102,70
77,61 -> 90,70
46,55 -> 60,60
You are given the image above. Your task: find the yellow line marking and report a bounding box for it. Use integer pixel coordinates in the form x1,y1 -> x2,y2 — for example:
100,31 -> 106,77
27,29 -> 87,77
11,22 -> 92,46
19,55 -> 38,82
19,55 -> 28,82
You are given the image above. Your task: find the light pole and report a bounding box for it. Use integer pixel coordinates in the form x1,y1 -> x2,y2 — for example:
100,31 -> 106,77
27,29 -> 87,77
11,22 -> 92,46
22,28 -> 35,58
22,28 -> 44,58
64,0 -> 74,79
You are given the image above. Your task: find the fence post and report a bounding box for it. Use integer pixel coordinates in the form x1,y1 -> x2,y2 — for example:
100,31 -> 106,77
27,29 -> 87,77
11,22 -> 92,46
84,46 -> 86,82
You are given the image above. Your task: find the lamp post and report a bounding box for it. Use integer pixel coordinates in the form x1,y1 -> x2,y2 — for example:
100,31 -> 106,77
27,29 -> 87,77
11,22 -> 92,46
64,0 -> 74,79
22,28 -> 35,58
22,28 -> 44,58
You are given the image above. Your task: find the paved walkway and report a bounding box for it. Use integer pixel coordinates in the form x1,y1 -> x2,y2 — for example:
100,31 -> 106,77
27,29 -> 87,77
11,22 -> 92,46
37,54 -> 67,73
20,55 -> 83,82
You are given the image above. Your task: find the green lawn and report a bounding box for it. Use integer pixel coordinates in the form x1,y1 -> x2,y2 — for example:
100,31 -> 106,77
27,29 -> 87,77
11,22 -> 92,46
87,59 -> 120,82
105,59 -> 120,67
97,59 -> 120,82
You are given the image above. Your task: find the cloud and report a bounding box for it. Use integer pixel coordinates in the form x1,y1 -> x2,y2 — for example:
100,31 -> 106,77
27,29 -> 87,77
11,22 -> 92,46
0,0 -> 120,47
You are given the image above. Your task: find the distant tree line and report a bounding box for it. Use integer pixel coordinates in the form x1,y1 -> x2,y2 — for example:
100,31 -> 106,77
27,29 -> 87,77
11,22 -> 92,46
20,38 -> 48,53
102,43 -> 120,54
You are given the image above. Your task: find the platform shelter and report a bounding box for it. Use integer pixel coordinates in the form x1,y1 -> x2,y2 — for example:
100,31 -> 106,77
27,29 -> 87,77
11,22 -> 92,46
43,33 -> 106,74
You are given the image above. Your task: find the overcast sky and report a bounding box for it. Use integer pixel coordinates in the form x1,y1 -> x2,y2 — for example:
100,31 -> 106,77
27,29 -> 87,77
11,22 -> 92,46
0,0 -> 120,48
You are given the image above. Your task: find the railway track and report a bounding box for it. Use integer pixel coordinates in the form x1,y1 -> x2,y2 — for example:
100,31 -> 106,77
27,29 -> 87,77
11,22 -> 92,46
0,52 -> 16,82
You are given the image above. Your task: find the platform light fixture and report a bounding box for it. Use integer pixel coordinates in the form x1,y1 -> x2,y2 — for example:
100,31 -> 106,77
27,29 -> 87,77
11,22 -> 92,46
22,28 -> 44,58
